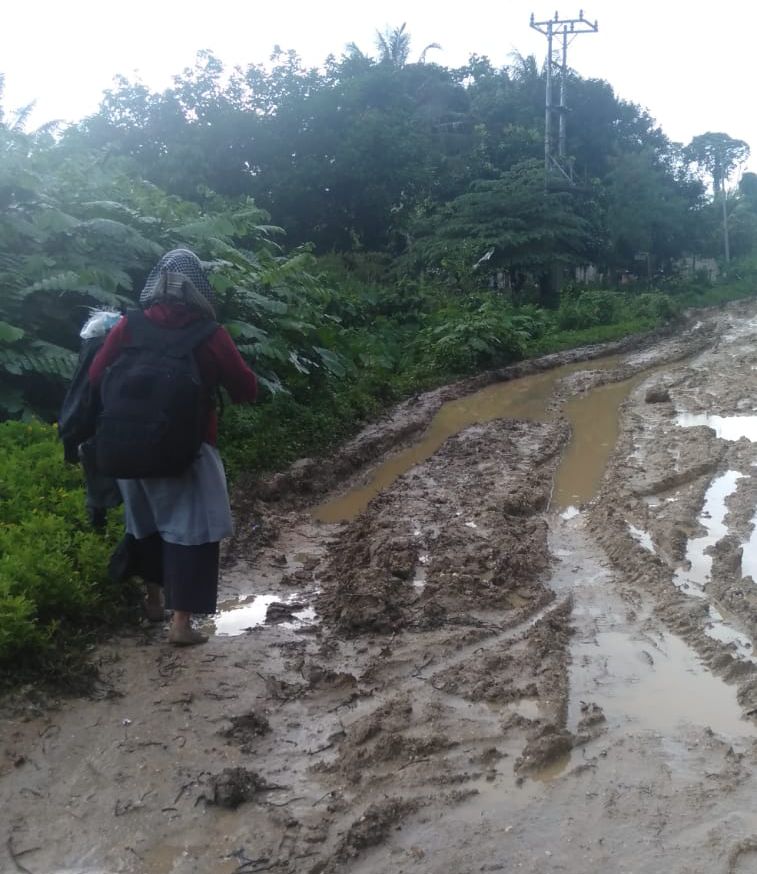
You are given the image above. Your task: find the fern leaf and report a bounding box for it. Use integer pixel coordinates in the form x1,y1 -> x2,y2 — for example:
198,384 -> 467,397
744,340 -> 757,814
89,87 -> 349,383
0,384 -> 26,415
0,340 -> 76,378
236,288 -> 288,315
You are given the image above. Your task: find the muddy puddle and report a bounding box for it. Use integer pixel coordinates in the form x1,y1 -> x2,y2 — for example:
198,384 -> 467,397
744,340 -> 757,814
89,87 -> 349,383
742,513 -> 757,582
673,470 -> 743,598
571,629 -> 751,735
314,355 -> 622,523
552,373 -> 648,511
213,593 -> 315,635
676,412 -> 757,441
508,616 -> 755,784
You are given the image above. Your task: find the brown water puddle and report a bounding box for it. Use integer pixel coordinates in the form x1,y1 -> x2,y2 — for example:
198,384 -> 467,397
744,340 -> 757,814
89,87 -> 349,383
551,372 -> 647,511
313,356 -> 622,523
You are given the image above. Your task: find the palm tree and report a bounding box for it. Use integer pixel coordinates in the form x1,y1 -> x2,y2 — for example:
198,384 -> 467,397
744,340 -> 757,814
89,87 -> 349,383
375,23 -> 441,68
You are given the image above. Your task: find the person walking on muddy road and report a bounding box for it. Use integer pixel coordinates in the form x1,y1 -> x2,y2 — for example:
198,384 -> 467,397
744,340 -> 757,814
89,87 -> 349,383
88,248 -> 258,645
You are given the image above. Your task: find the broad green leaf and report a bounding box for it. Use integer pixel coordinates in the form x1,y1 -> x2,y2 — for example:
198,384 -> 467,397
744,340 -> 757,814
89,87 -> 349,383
224,320 -> 268,342
288,351 -> 311,374
237,288 -> 288,314
0,385 -> 26,415
314,346 -> 347,377
0,321 -> 25,343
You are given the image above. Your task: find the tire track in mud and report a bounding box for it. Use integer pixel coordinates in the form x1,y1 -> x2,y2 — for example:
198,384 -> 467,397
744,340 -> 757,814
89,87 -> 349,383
229,304 -> 756,873
587,308 -> 757,710
266,416 -> 580,872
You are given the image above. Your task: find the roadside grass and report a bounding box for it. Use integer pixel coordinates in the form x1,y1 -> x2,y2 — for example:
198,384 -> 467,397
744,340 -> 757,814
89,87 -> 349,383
526,318 -> 658,355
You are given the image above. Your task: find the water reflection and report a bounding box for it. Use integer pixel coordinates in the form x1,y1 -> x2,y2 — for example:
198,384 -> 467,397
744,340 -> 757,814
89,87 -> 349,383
675,412 -> 757,441
673,470 -> 743,597
551,374 -> 646,510
628,523 -> 655,552
571,629 -> 752,735
213,593 -> 315,636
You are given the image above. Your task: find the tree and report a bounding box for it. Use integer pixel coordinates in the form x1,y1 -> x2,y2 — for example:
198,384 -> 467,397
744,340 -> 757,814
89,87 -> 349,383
602,148 -> 704,275
407,159 -> 597,305
375,23 -> 441,68
686,132 -> 750,263
73,42 -> 736,271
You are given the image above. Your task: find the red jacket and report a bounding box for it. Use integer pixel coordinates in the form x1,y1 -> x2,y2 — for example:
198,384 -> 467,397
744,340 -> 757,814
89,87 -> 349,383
89,304 -> 258,445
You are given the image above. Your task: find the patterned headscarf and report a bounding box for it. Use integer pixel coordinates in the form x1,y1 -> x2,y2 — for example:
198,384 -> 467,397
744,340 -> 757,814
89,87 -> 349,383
139,249 -> 216,318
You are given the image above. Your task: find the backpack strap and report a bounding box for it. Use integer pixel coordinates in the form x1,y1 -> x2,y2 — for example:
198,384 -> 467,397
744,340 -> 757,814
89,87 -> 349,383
126,308 -> 218,356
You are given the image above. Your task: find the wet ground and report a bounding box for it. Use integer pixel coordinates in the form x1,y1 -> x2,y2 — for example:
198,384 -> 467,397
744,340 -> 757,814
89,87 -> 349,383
7,300 -> 757,873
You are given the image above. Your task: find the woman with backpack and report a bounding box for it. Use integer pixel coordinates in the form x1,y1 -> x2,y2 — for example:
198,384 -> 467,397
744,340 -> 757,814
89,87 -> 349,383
89,249 -> 258,645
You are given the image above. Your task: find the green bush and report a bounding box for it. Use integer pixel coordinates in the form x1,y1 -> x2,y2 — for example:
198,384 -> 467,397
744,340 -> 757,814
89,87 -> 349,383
412,298 -> 539,376
219,377 -> 395,481
628,292 -> 675,321
0,420 -> 133,685
556,289 -> 621,330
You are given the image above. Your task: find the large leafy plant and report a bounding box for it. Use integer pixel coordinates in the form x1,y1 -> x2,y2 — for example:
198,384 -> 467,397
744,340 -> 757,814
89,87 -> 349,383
0,118 -> 347,418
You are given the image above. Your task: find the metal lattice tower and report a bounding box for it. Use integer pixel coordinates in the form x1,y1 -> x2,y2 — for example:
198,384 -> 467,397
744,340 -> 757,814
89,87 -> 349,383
530,10 -> 598,187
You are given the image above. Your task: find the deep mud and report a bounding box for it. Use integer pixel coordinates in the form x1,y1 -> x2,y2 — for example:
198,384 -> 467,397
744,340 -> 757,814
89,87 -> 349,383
9,301 -> 757,873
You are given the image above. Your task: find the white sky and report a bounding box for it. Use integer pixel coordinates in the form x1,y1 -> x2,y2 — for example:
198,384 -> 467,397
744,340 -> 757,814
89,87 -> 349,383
3,0 -> 755,172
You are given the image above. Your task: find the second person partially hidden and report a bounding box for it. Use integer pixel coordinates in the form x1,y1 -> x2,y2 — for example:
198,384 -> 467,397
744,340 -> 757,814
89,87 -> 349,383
89,248 -> 258,645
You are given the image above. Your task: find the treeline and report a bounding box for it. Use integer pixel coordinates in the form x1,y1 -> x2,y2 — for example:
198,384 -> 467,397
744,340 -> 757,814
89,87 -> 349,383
65,34 -> 756,288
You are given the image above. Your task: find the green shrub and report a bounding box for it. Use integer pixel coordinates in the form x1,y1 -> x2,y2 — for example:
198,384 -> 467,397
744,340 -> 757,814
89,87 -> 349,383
0,420 -> 133,684
413,298 -> 537,376
628,292 -> 675,321
219,376 -> 397,481
556,289 -> 621,330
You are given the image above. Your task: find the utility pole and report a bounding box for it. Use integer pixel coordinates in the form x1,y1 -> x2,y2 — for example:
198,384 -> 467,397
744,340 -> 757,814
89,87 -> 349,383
530,10 -> 598,188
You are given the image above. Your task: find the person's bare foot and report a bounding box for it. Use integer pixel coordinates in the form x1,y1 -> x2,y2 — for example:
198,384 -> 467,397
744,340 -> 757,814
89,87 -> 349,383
168,625 -> 208,646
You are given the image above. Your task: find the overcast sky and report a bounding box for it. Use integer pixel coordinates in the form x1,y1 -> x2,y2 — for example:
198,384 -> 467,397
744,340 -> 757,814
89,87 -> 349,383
3,0 -> 755,173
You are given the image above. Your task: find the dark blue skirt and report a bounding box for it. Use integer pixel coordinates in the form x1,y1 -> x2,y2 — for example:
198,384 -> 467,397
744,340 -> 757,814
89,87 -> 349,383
133,534 -> 220,614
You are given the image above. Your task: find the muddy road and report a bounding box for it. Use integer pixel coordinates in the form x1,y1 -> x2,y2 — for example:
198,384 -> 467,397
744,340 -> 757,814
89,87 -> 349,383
7,300 -> 757,873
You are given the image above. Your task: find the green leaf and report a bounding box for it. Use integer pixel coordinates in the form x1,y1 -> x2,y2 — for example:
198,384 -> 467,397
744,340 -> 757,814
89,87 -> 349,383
255,373 -> 288,395
0,321 -> 25,343
0,385 -> 26,415
288,351 -> 312,374
314,346 -> 347,377
237,288 -> 288,314
224,320 -> 268,342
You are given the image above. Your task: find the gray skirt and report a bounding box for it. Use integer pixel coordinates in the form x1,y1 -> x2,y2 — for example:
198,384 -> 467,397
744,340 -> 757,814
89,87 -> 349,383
118,443 -> 233,546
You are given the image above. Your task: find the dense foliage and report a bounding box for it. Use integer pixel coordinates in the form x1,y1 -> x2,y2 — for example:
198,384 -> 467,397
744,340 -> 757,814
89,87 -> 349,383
0,420 -> 134,686
4,36 -> 757,421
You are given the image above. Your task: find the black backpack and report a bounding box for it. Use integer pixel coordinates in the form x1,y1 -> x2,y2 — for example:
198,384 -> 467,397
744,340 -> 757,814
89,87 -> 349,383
94,309 -> 218,478
59,335 -> 108,464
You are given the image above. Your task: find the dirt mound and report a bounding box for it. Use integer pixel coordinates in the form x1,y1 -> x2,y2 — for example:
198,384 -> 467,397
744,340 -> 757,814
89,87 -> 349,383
333,797 -> 421,866
318,420 -> 564,635
207,767 -> 266,809
221,710 -> 271,751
